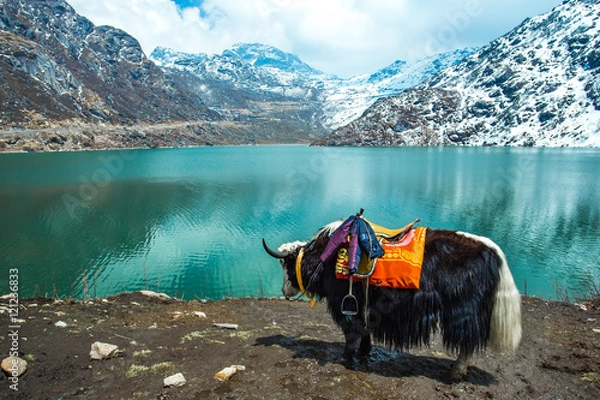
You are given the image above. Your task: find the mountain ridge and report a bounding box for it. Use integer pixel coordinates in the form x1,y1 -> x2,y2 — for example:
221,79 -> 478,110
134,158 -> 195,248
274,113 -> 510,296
150,44 -> 474,131
0,0 -> 218,130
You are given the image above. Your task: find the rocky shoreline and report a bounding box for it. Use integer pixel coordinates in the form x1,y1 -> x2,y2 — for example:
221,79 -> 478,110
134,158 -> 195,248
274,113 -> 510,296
0,122 -> 261,153
1,291 -> 599,399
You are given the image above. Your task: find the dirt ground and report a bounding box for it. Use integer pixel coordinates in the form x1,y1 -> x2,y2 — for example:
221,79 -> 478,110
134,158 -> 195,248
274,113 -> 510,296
1,292 -> 599,400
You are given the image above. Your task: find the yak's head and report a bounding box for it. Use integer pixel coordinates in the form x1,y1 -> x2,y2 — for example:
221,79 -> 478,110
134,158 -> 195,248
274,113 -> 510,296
262,221 -> 343,299
262,239 -> 305,298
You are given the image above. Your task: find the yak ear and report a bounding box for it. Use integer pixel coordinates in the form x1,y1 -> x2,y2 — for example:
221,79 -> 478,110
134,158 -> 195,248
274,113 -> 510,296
262,239 -> 288,259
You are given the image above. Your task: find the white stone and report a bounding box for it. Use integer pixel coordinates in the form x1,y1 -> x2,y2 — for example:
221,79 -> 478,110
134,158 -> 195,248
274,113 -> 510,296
214,365 -> 246,382
1,356 -> 27,377
194,311 -> 207,318
163,372 -> 186,387
89,341 -> 119,360
55,320 -> 67,328
138,290 -> 171,300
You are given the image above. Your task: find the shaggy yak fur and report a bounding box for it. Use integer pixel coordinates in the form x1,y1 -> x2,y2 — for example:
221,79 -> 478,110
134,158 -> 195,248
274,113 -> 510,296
263,221 -> 522,381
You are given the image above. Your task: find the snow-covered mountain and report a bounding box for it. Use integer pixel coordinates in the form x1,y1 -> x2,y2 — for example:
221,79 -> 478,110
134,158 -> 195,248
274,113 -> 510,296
152,43 -> 325,101
319,48 -> 476,128
150,44 -> 474,130
314,0 -> 600,147
223,43 -> 322,75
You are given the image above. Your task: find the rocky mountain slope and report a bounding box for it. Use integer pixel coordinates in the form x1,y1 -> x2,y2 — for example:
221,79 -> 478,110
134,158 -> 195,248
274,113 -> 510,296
314,0 -> 600,147
151,43 -> 328,141
0,0 -> 218,130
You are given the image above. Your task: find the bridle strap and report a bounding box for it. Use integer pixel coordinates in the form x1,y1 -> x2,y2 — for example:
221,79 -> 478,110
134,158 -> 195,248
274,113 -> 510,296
296,247 -> 316,307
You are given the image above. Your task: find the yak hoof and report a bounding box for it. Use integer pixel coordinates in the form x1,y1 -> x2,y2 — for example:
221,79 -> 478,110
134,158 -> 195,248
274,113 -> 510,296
446,365 -> 468,383
340,352 -> 359,369
340,353 -> 353,364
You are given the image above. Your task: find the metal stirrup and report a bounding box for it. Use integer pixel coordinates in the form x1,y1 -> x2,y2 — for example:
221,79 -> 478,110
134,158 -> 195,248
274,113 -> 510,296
341,277 -> 359,316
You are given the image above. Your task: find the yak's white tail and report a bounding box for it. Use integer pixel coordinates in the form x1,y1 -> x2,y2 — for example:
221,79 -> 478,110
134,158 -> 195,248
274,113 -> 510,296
458,232 -> 522,354
488,246 -> 522,354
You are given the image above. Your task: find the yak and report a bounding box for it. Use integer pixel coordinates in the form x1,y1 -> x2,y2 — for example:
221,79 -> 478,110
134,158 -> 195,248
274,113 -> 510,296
263,220 -> 522,381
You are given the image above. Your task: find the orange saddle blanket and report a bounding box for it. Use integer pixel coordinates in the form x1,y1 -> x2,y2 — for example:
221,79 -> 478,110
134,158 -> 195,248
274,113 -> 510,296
370,227 -> 426,289
336,227 -> 427,289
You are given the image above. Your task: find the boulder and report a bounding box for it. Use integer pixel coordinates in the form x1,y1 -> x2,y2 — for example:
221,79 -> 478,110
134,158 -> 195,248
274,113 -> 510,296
138,290 -> 171,301
1,356 -> 27,377
89,341 -> 119,360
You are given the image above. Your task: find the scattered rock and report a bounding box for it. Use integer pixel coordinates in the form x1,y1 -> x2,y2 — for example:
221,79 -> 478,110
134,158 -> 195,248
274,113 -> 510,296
1,356 -> 27,377
214,365 -> 245,382
194,311 -> 207,318
138,290 -> 171,301
163,372 -> 186,387
54,321 -> 67,328
213,323 -> 239,330
89,341 -> 120,360
171,311 -> 183,320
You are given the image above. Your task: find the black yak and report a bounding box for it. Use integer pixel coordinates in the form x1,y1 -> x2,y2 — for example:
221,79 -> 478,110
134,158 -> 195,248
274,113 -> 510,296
263,220 -> 522,381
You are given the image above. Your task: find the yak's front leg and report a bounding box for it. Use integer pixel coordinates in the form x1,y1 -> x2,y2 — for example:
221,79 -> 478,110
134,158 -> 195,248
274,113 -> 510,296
357,324 -> 372,360
341,317 -> 371,363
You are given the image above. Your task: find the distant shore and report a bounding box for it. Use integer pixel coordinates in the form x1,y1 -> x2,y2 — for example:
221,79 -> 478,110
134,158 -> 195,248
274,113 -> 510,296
0,121 -> 315,153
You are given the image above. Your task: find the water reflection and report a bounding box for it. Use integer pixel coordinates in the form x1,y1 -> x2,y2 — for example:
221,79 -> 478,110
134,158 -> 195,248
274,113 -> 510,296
0,146 -> 598,300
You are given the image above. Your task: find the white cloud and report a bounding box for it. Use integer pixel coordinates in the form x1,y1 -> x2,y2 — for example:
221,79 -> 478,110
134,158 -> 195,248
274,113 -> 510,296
67,0 -> 561,78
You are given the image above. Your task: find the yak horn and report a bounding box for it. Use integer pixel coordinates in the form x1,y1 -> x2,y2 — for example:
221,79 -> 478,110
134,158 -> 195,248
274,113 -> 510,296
262,238 -> 287,259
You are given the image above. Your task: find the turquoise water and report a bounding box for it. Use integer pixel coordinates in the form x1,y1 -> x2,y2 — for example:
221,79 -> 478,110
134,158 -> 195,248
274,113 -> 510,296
0,145 -> 598,300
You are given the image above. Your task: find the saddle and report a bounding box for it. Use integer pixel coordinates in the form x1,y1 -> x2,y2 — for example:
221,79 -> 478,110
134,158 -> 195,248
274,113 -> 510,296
364,218 -> 420,242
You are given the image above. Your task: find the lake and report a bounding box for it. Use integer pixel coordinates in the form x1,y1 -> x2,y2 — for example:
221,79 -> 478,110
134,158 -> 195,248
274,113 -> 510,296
0,145 -> 598,301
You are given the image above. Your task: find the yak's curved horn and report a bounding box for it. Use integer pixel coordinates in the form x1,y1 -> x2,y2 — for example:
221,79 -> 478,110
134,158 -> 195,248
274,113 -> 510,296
262,238 -> 288,259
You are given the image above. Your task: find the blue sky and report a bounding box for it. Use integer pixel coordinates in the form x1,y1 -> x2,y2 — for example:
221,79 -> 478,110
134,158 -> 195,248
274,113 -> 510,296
68,0 -> 562,78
